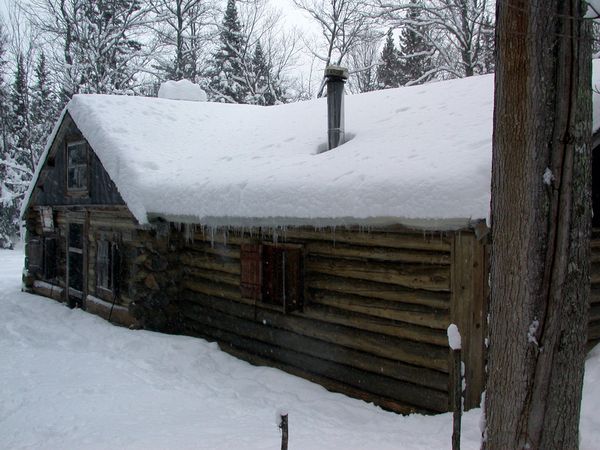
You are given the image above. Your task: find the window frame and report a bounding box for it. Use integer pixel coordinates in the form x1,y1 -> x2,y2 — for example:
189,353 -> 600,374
96,232 -> 121,300
240,242 -> 304,313
66,140 -> 89,195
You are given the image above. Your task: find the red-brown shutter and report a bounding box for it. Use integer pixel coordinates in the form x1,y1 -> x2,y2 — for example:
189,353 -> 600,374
262,245 -> 284,305
284,246 -> 303,313
240,243 -> 262,300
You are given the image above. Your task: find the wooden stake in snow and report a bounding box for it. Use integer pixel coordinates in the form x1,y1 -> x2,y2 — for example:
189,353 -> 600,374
278,411 -> 288,450
448,324 -> 462,450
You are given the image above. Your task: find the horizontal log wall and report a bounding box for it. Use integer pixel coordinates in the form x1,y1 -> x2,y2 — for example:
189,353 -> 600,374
178,226 -> 458,414
590,229 -> 600,350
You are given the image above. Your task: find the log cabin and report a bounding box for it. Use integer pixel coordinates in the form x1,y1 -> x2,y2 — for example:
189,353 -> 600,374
20,66 -> 600,416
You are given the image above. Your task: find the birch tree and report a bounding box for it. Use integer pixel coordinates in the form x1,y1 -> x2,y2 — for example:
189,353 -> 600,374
484,0 -> 591,448
148,0 -> 216,82
294,0 -> 377,96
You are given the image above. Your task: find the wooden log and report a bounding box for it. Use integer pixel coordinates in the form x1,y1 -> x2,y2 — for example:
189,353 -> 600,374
309,289 -> 450,330
186,241 -> 241,259
193,230 -> 253,246
283,228 -> 452,252
591,287 -> 600,304
591,261 -> 600,285
590,251 -> 600,263
181,300 -> 448,392
303,303 -> 448,346
180,251 -> 240,275
184,267 -> 240,287
307,255 -> 450,292
305,241 -> 451,265
183,316 -> 448,412
219,343 -> 426,415
306,274 -> 450,309
184,278 -> 243,302
590,303 -> 600,322
589,321 -> 600,341
181,292 -> 449,373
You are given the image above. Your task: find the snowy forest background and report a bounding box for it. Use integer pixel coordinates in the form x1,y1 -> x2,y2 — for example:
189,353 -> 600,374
0,0 -> 512,248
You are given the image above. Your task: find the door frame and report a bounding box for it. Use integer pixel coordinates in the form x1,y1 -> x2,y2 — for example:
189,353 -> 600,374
66,212 -> 87,308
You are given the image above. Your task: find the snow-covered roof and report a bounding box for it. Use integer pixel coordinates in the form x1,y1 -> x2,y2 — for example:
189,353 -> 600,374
24,62 -> 600,228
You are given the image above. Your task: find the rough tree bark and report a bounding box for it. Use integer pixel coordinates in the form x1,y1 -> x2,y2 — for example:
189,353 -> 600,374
484,1 -> 592,449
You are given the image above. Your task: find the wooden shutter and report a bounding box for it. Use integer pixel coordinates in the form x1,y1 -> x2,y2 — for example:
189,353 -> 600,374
262,245 -> 284,305
44,237 -> 57,280
284,246 -> 303,313
241,244 -> 262,300
111,243 -> 121,295
28,238 -> 43,276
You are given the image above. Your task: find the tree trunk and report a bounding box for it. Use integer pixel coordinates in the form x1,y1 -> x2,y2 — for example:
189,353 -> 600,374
484,1 -> 591,449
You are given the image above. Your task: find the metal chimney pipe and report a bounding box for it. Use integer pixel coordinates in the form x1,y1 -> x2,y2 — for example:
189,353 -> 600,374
324,66 -> 349,151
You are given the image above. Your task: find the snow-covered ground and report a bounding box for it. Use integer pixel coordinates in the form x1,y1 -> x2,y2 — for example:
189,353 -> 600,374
1,248 -> 598,449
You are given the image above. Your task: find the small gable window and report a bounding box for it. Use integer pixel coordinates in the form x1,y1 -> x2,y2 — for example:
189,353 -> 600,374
67,141 -> 88,192
240,243 -> 303,313
97,237 -> 121,296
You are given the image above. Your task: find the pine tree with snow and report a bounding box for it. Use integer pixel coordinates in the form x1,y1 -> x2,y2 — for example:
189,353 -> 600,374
30,52 -> 58,164
377,29 -> 402,89
77,0 -> 144,95
9,53 -> 33,171
397,1 -> 435,86
247,41 -> 283,106
0,25 -> 14,248
0,52 -> 32,249
206,0 -> 249,103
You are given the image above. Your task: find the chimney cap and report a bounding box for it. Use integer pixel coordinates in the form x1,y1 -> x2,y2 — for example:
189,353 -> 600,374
324,65 -> 349,81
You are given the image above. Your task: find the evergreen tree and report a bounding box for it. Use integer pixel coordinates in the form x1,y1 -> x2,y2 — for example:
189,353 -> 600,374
10,53 -> 32,171
247,41 -> 282,105
30,52 -> 58,163
207,0 -> 249,103
377,29 -> 402,89
0,25 -> 14,248
76,0 -> 143,95
397,1 -> 435,86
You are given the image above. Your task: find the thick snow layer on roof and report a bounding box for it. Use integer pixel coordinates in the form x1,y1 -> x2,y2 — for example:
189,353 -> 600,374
66,76 -> 496,226
24,61 -> 600,227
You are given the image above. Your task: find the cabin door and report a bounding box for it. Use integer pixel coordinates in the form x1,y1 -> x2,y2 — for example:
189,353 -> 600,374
67,222 -> 85,308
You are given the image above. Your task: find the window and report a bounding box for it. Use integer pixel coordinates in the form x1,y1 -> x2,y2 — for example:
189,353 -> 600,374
27,236 -> 57,280
97,238 -> 120,294
39,207 -> 54,232
67,141 -> 88,192
241,243 -> 303,313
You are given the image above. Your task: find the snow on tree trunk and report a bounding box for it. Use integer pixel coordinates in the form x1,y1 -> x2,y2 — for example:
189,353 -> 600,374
484,1 -> 591,449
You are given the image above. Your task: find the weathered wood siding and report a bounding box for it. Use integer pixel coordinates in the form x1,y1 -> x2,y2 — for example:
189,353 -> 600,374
172,226 -> 487,414
24,206 -> 138,326
29,113 -> 125,208
590,229 -> 600,349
